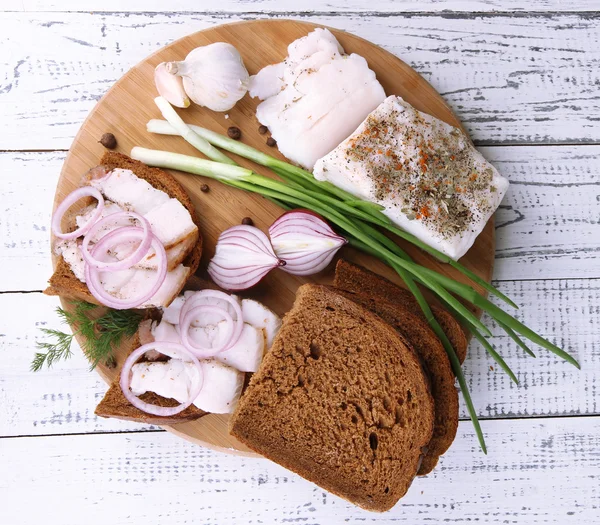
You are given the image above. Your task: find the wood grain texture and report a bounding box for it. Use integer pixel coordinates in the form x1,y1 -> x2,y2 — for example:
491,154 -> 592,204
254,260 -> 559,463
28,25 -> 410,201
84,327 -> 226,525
1,12 -> 599,150
1,417 -> 599,524
3,277 -> 594,438
6,1 -> 600,13
2,145 -> 597,293
54,19 -> 494,455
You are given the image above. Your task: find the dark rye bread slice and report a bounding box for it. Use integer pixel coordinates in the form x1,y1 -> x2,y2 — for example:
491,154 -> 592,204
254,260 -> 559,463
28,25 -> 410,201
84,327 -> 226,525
44,152 -> 203,306
229,284 -> 435,512
334,260 -> 468,364
94,329 -> 207,424
330,287 -> 458,476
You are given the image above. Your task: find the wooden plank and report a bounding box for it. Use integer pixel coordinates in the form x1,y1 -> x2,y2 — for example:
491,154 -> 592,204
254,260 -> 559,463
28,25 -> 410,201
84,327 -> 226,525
9,1 -> 600,13
1,416 -> 599,523
1,277 -> 595,438
1,12 -> 599,150
2,146 -> 597,294
0,292 -> 157,437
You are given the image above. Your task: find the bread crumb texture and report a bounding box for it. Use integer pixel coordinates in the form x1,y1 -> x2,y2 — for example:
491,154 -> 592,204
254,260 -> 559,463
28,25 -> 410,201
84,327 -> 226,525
230,284 -> 434,512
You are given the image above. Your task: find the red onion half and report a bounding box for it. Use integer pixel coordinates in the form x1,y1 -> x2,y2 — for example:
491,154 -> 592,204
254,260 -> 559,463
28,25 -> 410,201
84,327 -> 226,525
120,342 -> 203,417
81,211 -> 152,271
208,225 -> 283,291
85,227 -> 167,310
52,187 -> 105,240
268,210 -> 347,276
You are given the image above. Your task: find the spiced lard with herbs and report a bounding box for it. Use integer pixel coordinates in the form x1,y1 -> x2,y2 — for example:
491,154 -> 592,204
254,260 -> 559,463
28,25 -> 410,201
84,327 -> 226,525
313,96 -> 509,260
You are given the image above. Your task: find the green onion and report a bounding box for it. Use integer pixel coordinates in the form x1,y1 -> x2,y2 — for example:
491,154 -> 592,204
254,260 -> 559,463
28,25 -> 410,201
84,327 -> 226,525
147,117 -> 517,308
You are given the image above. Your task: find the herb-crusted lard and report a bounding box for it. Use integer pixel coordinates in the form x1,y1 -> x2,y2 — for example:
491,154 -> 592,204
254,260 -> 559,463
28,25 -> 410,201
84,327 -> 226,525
313,96 -> 509,260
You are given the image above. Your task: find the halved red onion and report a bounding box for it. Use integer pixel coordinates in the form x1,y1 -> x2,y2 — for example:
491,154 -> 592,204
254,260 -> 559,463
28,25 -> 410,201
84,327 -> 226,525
179,290 -> 244,353
81,211 -> 152,271
85,227 -> 167,309
268,210 -> 347,276
208,225 -> 283,291
52,187 -> 105,240
120,342 -> 203,417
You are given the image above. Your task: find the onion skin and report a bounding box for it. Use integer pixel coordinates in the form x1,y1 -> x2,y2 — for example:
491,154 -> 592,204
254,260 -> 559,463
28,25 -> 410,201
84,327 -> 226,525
268,210 -> 347,276
208,225 -> 283,291
120,342 -> 203,417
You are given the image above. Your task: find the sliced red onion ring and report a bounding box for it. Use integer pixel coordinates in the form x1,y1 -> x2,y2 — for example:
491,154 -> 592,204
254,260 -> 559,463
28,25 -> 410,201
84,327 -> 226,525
180,305 -> 234,358
208,225 -> 283,291
85,227 -> 167,309
120,342 -> 203,417
269,210 -> 347,276
81,211 -> 153,271
52,187 -> 105,240
179,290 -> 244,352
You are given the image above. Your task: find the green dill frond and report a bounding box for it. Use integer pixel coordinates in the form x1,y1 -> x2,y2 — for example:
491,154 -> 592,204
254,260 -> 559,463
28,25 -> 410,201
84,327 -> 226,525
31,328 -> 74,371
32,301 -> 142,372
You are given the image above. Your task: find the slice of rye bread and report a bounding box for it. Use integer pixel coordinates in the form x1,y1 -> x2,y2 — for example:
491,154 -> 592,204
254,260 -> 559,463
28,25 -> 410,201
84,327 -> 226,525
334,260 -> 468,364
94,329 -> 207,424
329,287 -> 458,476
229,284 -> 435,512
44,152 -> 203,306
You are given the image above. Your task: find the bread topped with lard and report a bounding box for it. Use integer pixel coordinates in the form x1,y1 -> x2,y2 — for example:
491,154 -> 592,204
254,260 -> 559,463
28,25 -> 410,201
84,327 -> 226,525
45,152 -> 202,309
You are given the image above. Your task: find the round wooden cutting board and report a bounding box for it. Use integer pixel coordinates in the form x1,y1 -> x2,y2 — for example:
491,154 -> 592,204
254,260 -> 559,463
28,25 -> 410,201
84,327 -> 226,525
53,20 -> 494,456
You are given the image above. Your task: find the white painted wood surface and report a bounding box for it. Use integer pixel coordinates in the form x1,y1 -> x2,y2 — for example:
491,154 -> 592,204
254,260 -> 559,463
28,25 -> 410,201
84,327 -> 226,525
4,0 -> 600,13
1,418 -> 599,524
1,12 -> 600,150
1,2 -> 599,524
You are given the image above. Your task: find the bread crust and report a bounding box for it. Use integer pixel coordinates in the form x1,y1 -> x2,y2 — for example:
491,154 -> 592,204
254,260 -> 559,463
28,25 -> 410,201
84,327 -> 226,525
333,260 -> 468,364
330,287 -> 459,476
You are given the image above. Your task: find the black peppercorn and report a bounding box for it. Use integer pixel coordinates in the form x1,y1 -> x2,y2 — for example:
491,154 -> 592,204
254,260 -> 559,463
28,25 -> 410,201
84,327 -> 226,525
258,125 -> 268,135
200,184 -> 209,193
99,132 -> 117,149
241,217 -> 254,226
227,126 -> 242,140
105,356 -> 117,369
266,137 -> 277,147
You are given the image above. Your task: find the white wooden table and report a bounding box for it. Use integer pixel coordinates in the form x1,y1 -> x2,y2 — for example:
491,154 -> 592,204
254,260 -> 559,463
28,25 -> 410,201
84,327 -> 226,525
1,1 -> 599,523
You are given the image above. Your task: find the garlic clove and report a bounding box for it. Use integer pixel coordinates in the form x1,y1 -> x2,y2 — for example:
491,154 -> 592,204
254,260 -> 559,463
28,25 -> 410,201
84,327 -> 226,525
154,62 -> 190,109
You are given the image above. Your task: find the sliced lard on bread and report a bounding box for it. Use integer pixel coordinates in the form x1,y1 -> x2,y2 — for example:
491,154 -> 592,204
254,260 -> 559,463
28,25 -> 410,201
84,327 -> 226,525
229,284 -> 435,512
45,152 -> 203,309
94,330 -> 207,425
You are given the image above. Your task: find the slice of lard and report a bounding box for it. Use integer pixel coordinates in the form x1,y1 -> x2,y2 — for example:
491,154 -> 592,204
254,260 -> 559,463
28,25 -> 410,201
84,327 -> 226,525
248,28 -> 385,170
313,96 -> 509,260
130,360 -> 201,404
188,320 -> 265,373
193,360 -> 245,414
241,299 -> 281,348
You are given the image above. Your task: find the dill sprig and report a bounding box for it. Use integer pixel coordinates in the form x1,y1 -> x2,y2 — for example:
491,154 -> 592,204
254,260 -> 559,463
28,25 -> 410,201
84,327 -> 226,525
32,301 -> 143,372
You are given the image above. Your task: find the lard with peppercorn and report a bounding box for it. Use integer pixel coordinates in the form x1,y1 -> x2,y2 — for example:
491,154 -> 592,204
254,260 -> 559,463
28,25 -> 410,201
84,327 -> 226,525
313,96 -> 509,260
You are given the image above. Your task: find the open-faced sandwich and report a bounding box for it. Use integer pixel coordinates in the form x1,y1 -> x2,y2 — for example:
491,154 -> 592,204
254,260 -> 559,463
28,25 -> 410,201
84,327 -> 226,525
46,152 -> 202,309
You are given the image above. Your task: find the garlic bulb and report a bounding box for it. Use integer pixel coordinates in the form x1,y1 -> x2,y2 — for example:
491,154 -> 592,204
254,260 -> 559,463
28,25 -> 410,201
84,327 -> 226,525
166,43 -> 249,112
